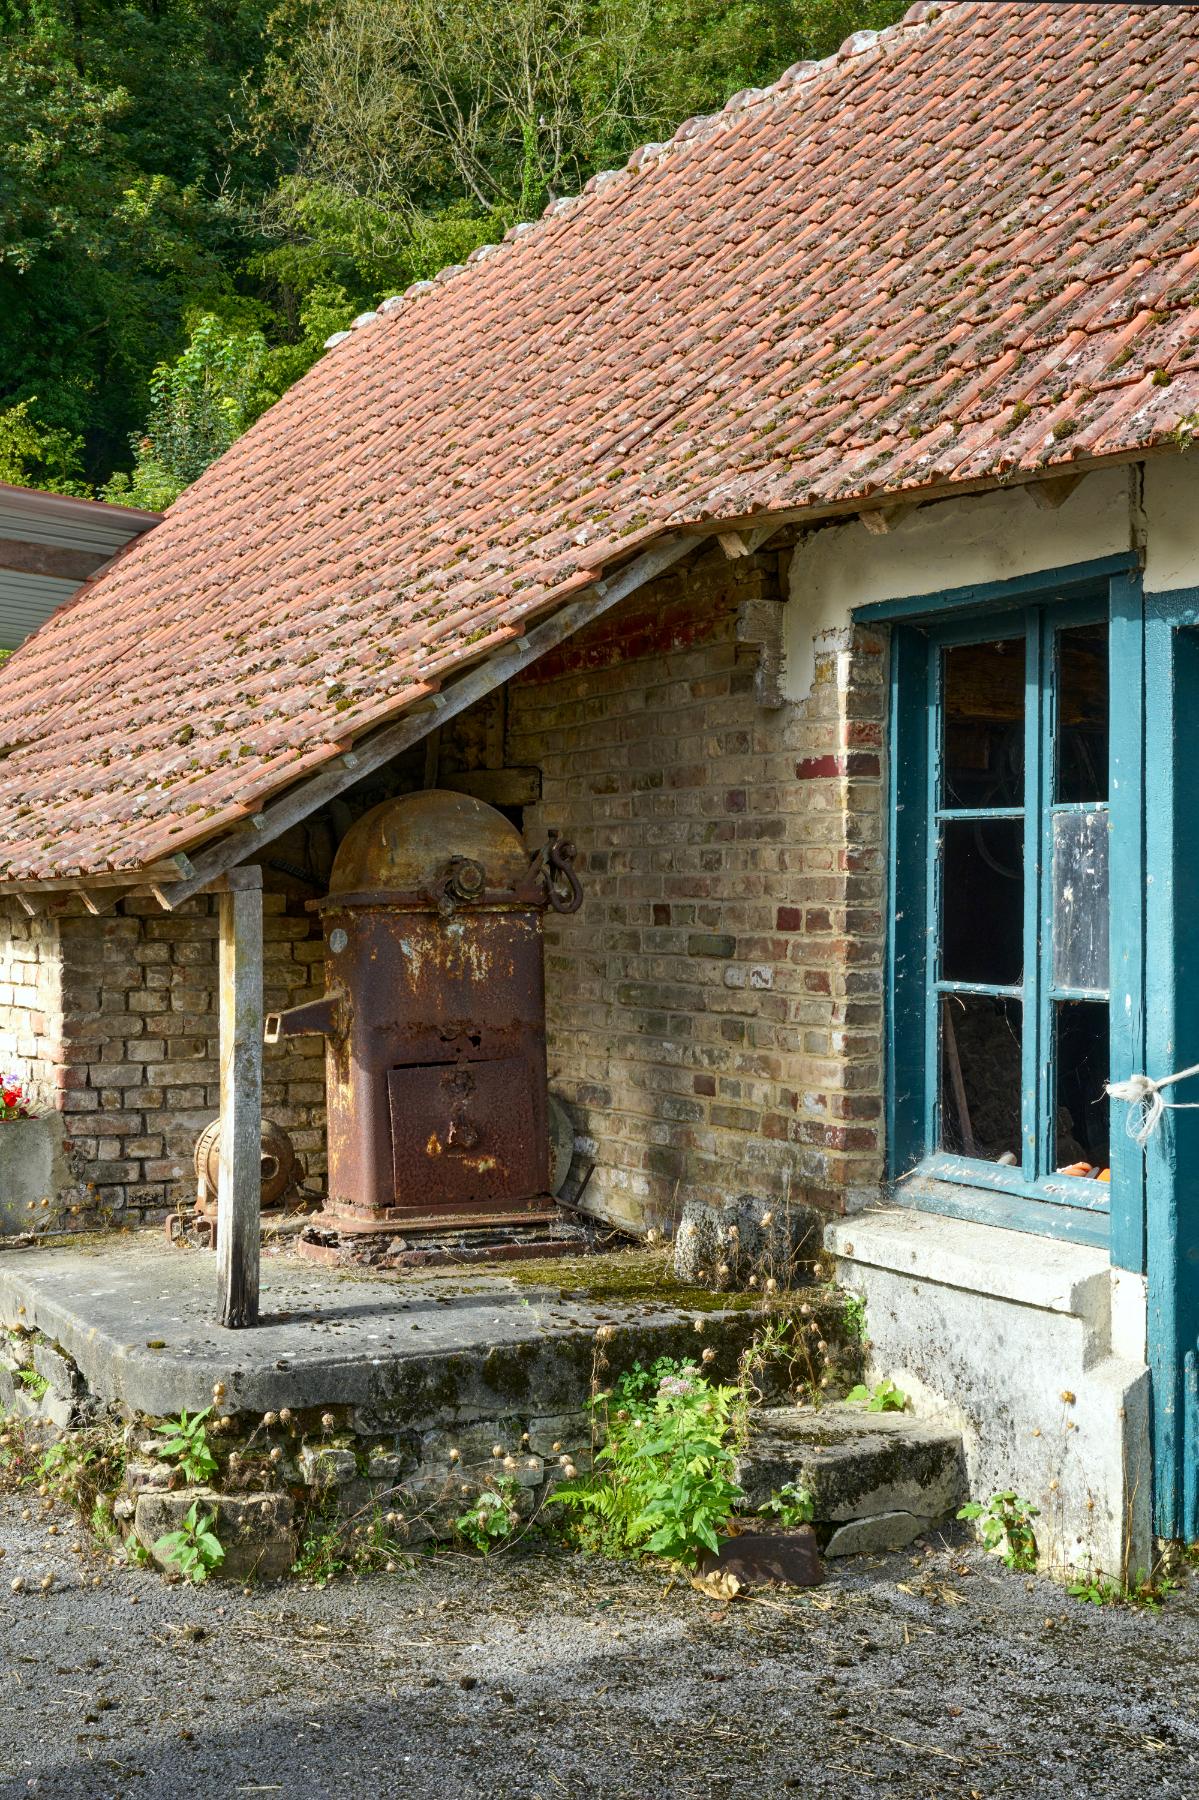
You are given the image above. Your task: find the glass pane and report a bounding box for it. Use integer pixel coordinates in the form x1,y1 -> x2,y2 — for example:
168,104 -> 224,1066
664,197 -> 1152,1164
940,994 -> 1023,1161
1052,808 -> 1109,993
941,819 -> 1024,986
1054,999 -> 1111,1177
943,638 -> 1025,807
1057,623 -> 1108,803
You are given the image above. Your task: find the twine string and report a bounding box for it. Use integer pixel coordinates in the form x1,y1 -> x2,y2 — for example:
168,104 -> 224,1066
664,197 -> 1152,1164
1106,1061 -> 1199,1148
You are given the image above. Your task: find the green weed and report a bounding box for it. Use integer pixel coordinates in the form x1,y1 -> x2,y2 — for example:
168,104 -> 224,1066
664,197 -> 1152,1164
551,1360 -> 744,1567
846,1377 -> 908,1414
757,1482 -> 814,1528
456,1479 -> 523,1554
155,1408 -> 218,1483
153,1500 -> 224,1583
958,1491 -> 1039,1572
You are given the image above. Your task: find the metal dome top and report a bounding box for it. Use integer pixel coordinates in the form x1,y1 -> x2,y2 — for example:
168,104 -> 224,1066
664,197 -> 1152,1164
328,788 -> 529,896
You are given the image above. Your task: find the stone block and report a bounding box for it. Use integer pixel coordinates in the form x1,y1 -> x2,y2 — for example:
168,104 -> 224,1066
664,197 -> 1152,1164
419,1419 -> 526,1470
0,1116 -> 70,1236
823,1511 -> 930,1557
737,1405 -> 966,1524
826,1208 -> 1154,1578
526,1412 -> 592,1457
673,1192 -> 820,1287
299,1445 -> 358,1487
135,1488 -> 296,1581
366,1451 -> 407,1481
124,1458 -> 173,1493
33,1339 -> 80,1397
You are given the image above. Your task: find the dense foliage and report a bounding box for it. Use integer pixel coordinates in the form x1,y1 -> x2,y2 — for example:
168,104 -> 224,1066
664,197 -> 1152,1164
2,0 -> 903,503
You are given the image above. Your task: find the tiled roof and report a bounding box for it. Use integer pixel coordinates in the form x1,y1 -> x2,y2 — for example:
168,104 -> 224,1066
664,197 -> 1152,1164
2,0 -> 1198,882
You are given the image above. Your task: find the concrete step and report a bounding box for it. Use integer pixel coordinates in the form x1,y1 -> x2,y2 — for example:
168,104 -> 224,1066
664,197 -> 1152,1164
737,1403 -> 967,1557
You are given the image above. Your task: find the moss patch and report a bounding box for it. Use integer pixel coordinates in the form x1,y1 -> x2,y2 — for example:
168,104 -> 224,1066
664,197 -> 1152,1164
506,1249 -> 763,1311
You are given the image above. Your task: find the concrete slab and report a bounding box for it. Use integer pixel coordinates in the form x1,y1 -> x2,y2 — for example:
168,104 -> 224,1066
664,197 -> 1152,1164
0,1236 -> 761,1421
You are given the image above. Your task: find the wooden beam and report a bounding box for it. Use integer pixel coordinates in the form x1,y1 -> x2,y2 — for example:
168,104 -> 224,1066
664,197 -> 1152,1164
422,725 -> 443,790
216,863 -> 263,1329
0,853 -> 195,902
76,888 -> 122,916
716,525 -> 778,559
154,531 -> 703,908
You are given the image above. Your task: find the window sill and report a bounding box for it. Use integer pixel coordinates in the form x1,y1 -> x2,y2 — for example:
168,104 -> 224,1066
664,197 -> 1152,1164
888,1162 -> 1110,1250
825,1204 -> 1112,1316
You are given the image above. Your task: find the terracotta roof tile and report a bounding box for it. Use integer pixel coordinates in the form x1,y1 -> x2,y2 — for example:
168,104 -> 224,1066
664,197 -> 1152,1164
1,0 -> 1198,881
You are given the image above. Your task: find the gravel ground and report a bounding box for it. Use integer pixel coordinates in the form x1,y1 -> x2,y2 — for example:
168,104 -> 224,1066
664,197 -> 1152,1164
1,1494 -> 1198,1800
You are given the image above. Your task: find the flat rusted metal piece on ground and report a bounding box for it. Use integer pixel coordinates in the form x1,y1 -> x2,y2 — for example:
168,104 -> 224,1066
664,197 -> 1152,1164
699,1525 -> 826,1591
295,1211 -> 592,1270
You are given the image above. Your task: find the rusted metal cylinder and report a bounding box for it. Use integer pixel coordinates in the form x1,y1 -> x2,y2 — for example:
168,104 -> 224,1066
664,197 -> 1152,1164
265,789 -> 582,1233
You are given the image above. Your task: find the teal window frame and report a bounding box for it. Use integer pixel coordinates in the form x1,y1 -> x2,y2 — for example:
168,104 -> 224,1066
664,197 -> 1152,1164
871,553 -> 1145,1250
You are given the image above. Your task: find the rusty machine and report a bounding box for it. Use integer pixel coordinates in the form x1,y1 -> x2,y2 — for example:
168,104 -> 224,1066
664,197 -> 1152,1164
265,789 -> 583,1261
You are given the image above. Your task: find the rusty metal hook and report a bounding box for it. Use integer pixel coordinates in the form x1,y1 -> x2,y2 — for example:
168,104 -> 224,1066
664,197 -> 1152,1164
544,832 -> 583,914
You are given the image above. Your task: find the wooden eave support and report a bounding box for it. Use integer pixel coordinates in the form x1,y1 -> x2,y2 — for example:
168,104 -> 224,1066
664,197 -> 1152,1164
152,531 -> 704,910
215,865 -> 263,1329
859,504 -> 915,536
1029,473 -> 1085,510
717,524 -> 781,559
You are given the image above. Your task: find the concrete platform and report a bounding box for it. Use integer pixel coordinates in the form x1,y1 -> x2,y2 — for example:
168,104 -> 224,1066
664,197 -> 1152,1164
0,1235 -> 768,1421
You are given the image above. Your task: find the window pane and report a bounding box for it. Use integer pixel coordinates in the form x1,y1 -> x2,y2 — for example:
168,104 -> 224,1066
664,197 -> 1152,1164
1057,623 -> 1108,803
940,994 -> 1022,1161
943,638 -> 1025,807
1052,808 -> 1109,993
1054,999 -> 1110,1176
941,819 -> 1024,986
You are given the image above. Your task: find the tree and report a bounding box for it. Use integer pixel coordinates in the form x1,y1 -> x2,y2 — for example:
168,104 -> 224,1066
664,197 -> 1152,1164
0,400 -> 89,496
103,315 -> 267,510
0,1 -> 272,484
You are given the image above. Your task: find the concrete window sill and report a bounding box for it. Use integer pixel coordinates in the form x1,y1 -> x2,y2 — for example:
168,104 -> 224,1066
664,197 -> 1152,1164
824,1206 -> 1111,1326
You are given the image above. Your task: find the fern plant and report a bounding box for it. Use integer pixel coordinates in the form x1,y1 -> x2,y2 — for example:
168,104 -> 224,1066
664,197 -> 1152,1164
551,1362 -> 744,1566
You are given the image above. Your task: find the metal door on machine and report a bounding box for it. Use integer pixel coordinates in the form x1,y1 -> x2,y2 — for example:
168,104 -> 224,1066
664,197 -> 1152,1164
387,1057 -> 542,1212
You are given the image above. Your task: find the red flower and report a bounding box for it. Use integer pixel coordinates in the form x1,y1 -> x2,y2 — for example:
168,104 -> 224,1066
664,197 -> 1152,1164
3,1092 -> 16,1107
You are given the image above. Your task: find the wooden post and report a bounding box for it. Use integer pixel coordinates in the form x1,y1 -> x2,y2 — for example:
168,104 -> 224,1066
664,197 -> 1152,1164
217,865 -> 263,1328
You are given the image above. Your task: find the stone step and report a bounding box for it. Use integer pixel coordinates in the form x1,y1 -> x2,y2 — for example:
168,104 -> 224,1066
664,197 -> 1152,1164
737,1403 -> 967,1557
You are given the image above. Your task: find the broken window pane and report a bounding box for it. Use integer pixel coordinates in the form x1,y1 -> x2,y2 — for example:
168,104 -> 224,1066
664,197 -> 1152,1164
941,819 -> 1024,986
939,994 -> 1022,1161
1057,623 -> 1108,804
942,637 -> 1025,808
1052,808 -> 1109,993
1054,999 -> 1111,1176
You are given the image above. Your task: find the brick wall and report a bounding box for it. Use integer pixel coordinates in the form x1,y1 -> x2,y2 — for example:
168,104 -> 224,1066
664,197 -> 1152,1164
44,887 -> 326,1227
0,904 -> 62,1110
508,540 -> 887,1235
